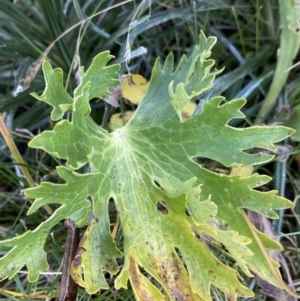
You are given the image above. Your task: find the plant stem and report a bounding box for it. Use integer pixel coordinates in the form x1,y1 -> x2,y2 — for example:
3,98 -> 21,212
0,113 -> 52,215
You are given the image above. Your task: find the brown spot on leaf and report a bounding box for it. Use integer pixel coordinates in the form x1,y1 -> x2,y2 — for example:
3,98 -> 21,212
129,255 -> 157,301
129,256 -> 139,287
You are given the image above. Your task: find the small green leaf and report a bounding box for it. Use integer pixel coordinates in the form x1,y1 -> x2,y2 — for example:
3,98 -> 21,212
0,230 -> 49,282
31,60 -> 74,121
74,51 -> 120,100
168,33 -> 218,120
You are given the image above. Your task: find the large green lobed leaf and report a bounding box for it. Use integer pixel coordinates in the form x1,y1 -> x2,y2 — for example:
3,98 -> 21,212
0,32 -> 294,301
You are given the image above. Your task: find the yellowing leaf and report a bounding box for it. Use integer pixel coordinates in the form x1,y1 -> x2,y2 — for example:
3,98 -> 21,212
182,101 -> 197,120
230,166 -> 253,177
121,74 -> 149,105
128,253 -> 166,301
110,111 -> 134,127
71,219 -> 122,293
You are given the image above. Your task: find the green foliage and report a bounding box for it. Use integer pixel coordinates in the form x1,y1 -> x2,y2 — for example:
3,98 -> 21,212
0,32 -> 295,301
254,0 -> 300,125
285,103 -> 300,141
